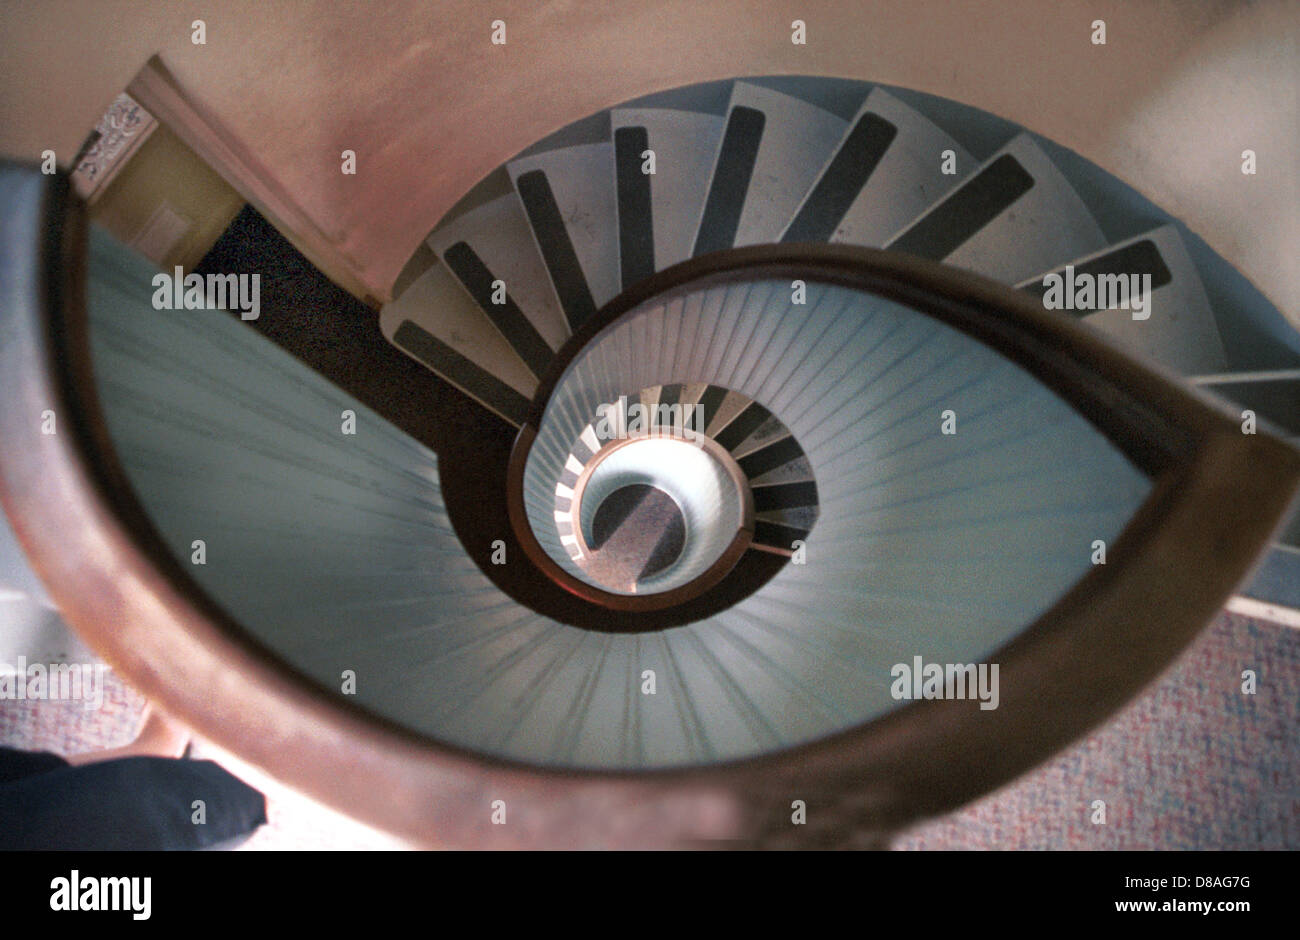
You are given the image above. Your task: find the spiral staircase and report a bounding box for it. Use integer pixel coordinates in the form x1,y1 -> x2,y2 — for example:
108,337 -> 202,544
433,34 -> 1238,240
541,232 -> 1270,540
2,75 -> 1298,847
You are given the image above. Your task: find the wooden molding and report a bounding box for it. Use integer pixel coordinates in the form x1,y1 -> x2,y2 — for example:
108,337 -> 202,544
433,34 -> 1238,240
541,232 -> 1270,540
71,93 -> 157,205
126,55 -> 374,302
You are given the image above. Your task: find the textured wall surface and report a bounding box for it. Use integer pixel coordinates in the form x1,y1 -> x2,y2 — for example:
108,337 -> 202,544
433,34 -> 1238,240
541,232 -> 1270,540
1,1 -> 1294,312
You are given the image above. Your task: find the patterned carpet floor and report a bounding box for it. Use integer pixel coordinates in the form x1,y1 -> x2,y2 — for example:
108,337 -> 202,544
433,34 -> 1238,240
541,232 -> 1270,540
2,610 -> 1295,849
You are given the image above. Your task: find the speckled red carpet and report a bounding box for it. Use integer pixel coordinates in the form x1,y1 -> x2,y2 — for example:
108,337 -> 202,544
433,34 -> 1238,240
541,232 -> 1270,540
2,610 -> 1295,849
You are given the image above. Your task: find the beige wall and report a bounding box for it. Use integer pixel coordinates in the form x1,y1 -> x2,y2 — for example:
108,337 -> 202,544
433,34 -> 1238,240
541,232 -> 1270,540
90,122 -> 245,271
1,1 -> 1294,312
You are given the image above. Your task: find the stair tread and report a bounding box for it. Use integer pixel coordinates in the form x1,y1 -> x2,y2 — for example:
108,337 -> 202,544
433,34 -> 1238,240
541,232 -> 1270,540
1018,224 -> 1229,374
705,82 -> 849,251
611,107 -> 727,275
811,88 -> 975,248
426,193 -> 570,352
509,142 -> 619,324
886,133 -> 1107,283
1196,373 -> 1300,437
379,261 -> 536,425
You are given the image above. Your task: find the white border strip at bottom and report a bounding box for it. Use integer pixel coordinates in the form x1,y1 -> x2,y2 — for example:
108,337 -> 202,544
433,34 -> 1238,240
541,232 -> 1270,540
1226,595 -> 1300,630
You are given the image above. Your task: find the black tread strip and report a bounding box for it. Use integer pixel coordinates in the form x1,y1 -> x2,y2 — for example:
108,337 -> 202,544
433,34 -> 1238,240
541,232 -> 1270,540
737,436 -> 805,479
698,385 -> 729,433
752,520 -> 811,550
712,400 -> 772,452
1205,378 -> 1300,436
692,106 -> 765,257
1022,239 -> 1173,314
392,320 -> 530,427
516,169 -> 598,331
442,241 -> 554,378
656,383 -> 682,410
886,153 -> 1034,261
752,481 -> 820,513
782,112 -> 898,243
615,126 -> 656,287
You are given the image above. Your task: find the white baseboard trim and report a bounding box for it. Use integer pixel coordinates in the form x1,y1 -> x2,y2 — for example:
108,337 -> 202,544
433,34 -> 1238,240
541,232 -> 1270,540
1226,595 -> 1300,630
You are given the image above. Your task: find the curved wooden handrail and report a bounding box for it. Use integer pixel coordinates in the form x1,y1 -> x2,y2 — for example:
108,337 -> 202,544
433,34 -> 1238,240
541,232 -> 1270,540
2,163 -> 1297,847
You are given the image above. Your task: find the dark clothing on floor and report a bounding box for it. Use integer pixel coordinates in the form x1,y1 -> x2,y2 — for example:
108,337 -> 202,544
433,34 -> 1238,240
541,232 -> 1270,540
0,746 -> 267,850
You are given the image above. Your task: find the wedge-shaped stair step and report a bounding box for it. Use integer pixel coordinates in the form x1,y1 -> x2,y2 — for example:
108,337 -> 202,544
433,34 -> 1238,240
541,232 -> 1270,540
694,384 -> 730,434
426,194 -> 570,368
611,108 -> 727,280
693,82 -> 848,254
750,518 -> 811,554
712,399 -> 774,452
650,383 -> 691,426
736,435 -> 804,480
752,480 -> 819,514
783,88 -> 974,247
885,133 -> 1107,283
652,382 -> 681,409
617,385 -> 688,434
1018,225 -> 1228,375
441,242 -> 552,378
380,258 -> 535,426
674,382 -> 712,415
700,387 -> 751,439
1193,369 -> 1300,437
747,454 -> 816,487
730,410 -> 791,459
510,142 -> 618,330
755,504 -> 820,531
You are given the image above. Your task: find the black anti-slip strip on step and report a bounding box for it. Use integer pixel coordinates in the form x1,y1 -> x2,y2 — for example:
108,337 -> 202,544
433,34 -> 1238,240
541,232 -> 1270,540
697,385 -> 729,432
442,241 -> 555,378
737,435 -> 804,479
887,153 -> 1034,261
656,383 -> 682,410
1207,378 -> 1300,436
393,320 -> 530,427
752,520 -> 811,550
752,481 -> 819,513
615,126 -> 656,288
692,106 -> 765,257
712,400 -> 772,452
516,169 -> 598,331
782,112 -> 898,243
1021,239 -> 1174,313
